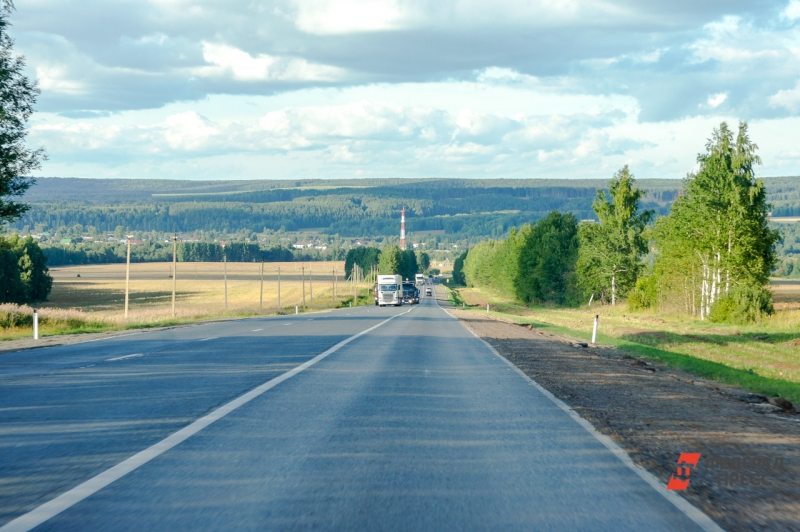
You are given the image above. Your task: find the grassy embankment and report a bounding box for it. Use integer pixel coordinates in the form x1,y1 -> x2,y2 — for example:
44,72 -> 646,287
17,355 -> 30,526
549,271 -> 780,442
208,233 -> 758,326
0,261 -> 376,341
447,282 -> 800,404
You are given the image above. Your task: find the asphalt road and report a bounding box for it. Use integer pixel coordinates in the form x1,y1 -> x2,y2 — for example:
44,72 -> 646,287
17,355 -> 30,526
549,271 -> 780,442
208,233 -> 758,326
0,288 -> 717,531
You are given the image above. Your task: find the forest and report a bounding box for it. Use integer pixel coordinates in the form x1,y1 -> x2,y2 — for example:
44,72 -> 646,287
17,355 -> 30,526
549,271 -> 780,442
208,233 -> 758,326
13,178 -> 682,240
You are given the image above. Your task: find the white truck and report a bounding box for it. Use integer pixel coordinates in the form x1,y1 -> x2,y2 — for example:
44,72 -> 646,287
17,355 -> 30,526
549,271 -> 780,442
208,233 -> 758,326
376,274 -> 402,307
415,274 -> 425,288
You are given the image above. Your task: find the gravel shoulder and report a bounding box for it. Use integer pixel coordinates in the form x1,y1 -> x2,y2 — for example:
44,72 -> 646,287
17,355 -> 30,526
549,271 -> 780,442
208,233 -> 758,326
447,303 -> 800,532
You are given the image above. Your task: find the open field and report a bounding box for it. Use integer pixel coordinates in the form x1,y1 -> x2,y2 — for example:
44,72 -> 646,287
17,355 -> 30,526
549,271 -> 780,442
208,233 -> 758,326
47,261 -> 351,317
451,281 -> 800,403
0,261 -> 373,341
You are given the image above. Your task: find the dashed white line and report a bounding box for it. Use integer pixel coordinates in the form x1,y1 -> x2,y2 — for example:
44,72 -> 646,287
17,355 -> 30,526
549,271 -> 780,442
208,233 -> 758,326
252,329 -> 263,332
105,354 -> 143,362
198,337 -> 218,342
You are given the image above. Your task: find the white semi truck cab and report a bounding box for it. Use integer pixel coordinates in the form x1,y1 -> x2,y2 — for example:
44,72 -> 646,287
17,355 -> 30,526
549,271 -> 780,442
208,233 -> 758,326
376,274 -> 402,306
415,274 -> 425,287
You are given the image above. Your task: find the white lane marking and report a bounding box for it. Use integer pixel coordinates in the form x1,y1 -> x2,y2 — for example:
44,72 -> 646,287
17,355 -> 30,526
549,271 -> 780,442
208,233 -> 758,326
1,307 -> 413,532
105,354 -> 143,362
84,332 -> 143,344
434,296 -> 724,532
284,323 -> 293,326
197,337 -> 218,342
252,329 -> 263,332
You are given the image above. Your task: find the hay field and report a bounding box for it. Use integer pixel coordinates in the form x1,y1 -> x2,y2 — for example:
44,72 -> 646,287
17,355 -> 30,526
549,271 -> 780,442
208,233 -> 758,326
45,261 -> 356,323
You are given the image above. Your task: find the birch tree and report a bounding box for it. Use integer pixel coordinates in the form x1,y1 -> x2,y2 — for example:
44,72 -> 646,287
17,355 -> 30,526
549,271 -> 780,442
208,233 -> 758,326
653,122 -> 779,320
0,1 -> 44,223
576,166 -> 653,306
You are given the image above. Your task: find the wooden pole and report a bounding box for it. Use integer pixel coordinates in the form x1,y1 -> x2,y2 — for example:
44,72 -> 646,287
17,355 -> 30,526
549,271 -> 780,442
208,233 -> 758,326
309,266 -> 313,307
277,265 -> 281,310
171,232 -> 177,317
259,259 -> 264,313
124,237 -> 131,319
302,265 -> 306,308
222,244 -> 228,311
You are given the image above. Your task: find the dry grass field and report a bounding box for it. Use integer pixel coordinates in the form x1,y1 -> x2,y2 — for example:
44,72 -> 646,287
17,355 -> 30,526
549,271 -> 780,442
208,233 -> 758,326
44,261 -> 355,322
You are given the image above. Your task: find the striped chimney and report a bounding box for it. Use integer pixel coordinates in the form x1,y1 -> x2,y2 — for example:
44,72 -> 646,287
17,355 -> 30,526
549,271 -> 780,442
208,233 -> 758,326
400,208 -> 406,250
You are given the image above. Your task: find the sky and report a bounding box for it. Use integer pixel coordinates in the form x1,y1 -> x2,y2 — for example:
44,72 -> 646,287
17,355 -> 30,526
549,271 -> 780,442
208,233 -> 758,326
16,0 -> 800,180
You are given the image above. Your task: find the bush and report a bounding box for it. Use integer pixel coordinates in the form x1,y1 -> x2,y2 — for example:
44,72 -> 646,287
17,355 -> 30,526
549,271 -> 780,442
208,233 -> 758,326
708,284 -> 774,324
627,275 -> 657,310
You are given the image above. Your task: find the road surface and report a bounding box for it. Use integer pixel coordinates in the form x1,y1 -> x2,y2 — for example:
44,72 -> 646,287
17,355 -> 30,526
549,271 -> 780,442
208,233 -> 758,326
0,287 -> 718,531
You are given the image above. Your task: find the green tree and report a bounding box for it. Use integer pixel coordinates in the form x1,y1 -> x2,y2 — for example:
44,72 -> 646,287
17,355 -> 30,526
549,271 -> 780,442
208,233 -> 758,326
452,251 -> 467,286
12,235 -> 51,301
399,249 -> 418,281
345,247 -> 381,279
378,245 -> 402,275
0,2 -> 45,223
576,166 -> 653,306
415,250 -> 430,272
515,211 -> 579,305
0,235 -> 51,303
653,122 -> 779,321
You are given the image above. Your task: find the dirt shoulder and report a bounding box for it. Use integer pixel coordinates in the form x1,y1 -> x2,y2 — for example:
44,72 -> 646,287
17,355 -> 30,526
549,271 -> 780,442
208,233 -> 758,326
448,305 -> 800,531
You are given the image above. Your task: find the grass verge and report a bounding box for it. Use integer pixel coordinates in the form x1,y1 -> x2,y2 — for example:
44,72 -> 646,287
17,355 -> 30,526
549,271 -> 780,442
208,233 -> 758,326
451,286 -> 800,405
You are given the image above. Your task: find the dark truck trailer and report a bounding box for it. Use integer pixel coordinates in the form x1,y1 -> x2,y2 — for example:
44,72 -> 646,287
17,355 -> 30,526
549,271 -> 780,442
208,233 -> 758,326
402,282 -> 419,305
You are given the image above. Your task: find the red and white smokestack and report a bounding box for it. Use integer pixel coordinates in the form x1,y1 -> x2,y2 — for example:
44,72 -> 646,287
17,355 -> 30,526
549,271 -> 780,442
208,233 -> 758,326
400,208 -> 406,250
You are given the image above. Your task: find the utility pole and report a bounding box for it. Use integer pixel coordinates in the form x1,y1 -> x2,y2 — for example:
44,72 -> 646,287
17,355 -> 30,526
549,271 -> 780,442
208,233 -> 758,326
222,242 -> 227,311
277,265 -> 281,310
124,235 -> 132,319
309,266 -> 313,307
171,231 -> 177,317
301,265 -> 306,308
259,259 -> 264,313
332,268 -> 335,305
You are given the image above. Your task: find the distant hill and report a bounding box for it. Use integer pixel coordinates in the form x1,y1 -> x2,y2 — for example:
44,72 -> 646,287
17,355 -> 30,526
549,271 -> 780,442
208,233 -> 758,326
13,176 -> 797,240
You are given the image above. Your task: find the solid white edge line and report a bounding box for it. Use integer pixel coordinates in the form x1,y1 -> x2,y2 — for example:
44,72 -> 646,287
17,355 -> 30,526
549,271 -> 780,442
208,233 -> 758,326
432,286 -> 724,532
0,307 -> 412,532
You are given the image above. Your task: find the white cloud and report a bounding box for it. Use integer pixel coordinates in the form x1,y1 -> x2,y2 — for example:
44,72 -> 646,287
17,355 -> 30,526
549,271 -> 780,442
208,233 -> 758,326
291,0 -> 408,35
707,93 -> 727,108
783,0 -> 800,21
34,64 -> 85,95
770,81 -> 800,112
193,42 -> 346,82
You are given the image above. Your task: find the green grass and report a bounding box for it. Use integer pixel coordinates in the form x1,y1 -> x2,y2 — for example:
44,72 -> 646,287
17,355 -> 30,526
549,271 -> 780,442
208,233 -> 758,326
453,286 -> 800,405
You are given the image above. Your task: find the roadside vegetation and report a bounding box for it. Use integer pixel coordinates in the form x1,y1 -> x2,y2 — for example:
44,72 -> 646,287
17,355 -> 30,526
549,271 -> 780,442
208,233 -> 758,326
450,122 -> 798,403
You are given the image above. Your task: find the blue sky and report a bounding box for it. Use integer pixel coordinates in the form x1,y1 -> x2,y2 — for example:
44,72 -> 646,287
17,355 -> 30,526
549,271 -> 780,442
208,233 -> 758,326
18,0 -> 800,180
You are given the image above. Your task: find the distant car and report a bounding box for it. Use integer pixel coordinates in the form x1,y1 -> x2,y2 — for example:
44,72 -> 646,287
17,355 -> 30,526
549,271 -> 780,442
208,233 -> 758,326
425,287 -> 432,296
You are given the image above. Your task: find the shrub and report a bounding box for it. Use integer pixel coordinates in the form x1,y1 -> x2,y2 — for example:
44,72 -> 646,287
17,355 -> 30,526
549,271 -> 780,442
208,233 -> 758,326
627,275 -> 657,310
708,284 -> 774,324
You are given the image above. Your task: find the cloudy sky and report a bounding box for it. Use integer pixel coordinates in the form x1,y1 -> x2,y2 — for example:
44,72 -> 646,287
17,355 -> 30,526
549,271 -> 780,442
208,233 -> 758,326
17,0 -> 800,180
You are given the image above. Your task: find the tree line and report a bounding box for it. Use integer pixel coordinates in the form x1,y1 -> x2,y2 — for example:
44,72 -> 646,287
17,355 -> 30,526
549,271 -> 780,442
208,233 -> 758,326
344,247 -> 431,281
42,241 -> 299,266
454,122 -> 779,323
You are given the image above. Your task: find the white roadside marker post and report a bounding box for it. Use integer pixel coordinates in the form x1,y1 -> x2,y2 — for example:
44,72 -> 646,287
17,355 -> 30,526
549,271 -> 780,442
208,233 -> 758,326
33,309 -> 38,340
486,303 -> 489,314
295,305 -> 298,315
592,314 -> 599,344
